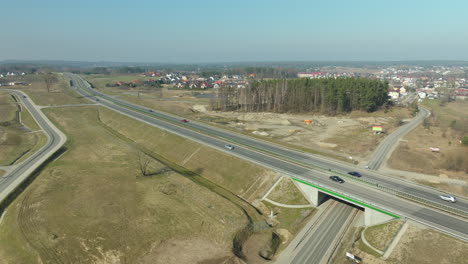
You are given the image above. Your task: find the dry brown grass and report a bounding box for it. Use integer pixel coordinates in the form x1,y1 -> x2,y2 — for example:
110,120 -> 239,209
385,225 -> 468,264
266,178 -> 309,205
0,92 -> 17,123
388,99 -> 468,184
0,92 -> 40,166
97,107 -> 275,197
12,75 -> 87,106
0,106 -> 251,263
364,220 -> 403,251
333,223 -> 468,264
326,107 -> 413,159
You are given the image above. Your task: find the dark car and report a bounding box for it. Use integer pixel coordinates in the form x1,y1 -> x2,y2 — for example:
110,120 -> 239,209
181,119 -> 189,123
149,109 -> 153,112
348,171 -> 362,177
329,176 -> 345,183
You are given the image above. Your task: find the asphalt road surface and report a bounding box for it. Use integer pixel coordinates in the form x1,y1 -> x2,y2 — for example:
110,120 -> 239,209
366,106 -> 429,170
66,73 -> 468,241
0,90 -> 66,203
291,201 -> 357,264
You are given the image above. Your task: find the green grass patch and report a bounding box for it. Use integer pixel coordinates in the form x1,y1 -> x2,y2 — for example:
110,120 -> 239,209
20,106 -> 41,131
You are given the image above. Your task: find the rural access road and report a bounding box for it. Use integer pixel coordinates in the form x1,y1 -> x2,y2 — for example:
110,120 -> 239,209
0,90 -> 67,204
66,73 -> 468,241
366,106 -> 430,170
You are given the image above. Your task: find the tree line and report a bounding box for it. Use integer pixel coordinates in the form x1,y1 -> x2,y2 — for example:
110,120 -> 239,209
211,78 -> 390,114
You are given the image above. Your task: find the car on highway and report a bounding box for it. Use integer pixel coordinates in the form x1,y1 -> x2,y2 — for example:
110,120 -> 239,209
348,171 -> 362,177
224,144 -> 234,150
148,109 -> 153,112
439,194 -> 457,203
329,176 -> 345,183
23,95 -> 27,98
181,119 -> 189,123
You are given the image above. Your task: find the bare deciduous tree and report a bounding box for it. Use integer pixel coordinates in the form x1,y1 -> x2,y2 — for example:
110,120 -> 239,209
43,72 -> 58,93
137,151 -> 151,177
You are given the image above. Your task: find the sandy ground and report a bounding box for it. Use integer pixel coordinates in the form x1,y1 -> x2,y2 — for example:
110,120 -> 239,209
194,105 -> 406,162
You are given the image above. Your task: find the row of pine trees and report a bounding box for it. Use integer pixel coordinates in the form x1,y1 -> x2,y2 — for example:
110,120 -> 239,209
211,78 -> 390,114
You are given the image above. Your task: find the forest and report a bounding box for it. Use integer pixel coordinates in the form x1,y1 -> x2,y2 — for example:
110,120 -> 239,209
211,78 -> 390,114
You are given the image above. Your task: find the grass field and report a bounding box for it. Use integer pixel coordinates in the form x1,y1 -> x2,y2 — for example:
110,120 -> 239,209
0,93 -> 17,123
11,74 -> 88,106
387,99 -> 468,192
262,201 -> 314,235
20,107 -> 41,131
0,106 -> 256,263
333,222 -> 468,264
364,220 -> 403,252
266,178 -> 310,205
0,92 -> 41,166
96,107 -> 277,197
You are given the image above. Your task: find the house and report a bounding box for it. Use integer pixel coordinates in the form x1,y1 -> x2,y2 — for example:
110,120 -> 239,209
200,82 -> 209,89
417,91 -> 427,99
213,83 -> 220,89
388,90 -> 400,100
455,88 -> 468,100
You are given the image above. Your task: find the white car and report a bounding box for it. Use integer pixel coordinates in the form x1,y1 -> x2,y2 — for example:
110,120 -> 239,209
224,144 -> 234,150
439,194 -> 457,203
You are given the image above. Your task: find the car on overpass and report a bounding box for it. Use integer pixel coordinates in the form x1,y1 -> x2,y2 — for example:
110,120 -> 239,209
329,176 -> 345,183
439,194 -> 457,203
348,171 -> 362,177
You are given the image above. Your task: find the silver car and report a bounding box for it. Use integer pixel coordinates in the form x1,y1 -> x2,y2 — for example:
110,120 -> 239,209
439,194 -> 456,203
224,144 -> 234,150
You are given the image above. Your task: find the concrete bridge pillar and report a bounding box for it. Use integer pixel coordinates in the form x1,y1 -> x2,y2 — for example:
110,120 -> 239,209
294,181 -> 327,206
364,208 -> 396,226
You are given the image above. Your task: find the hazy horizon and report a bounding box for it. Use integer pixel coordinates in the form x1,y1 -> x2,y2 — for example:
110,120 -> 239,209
2,0 -> 468,63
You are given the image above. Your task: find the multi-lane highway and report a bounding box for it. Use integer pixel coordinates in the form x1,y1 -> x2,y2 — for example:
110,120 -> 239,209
0,90 -> 67,203
66,73 -> 468,241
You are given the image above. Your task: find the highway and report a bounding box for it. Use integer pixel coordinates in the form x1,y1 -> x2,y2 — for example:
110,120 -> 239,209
0,90 -> 67,204
291,200 -> 357,264
66,73 -> 468,241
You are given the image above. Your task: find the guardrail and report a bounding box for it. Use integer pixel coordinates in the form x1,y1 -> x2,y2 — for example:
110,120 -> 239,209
336,172 -> 468,218
292,176 -> 400,219
70,75 -> 468,220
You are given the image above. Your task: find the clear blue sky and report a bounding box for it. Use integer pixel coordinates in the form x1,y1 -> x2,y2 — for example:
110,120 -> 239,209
1,0 -> 467,62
